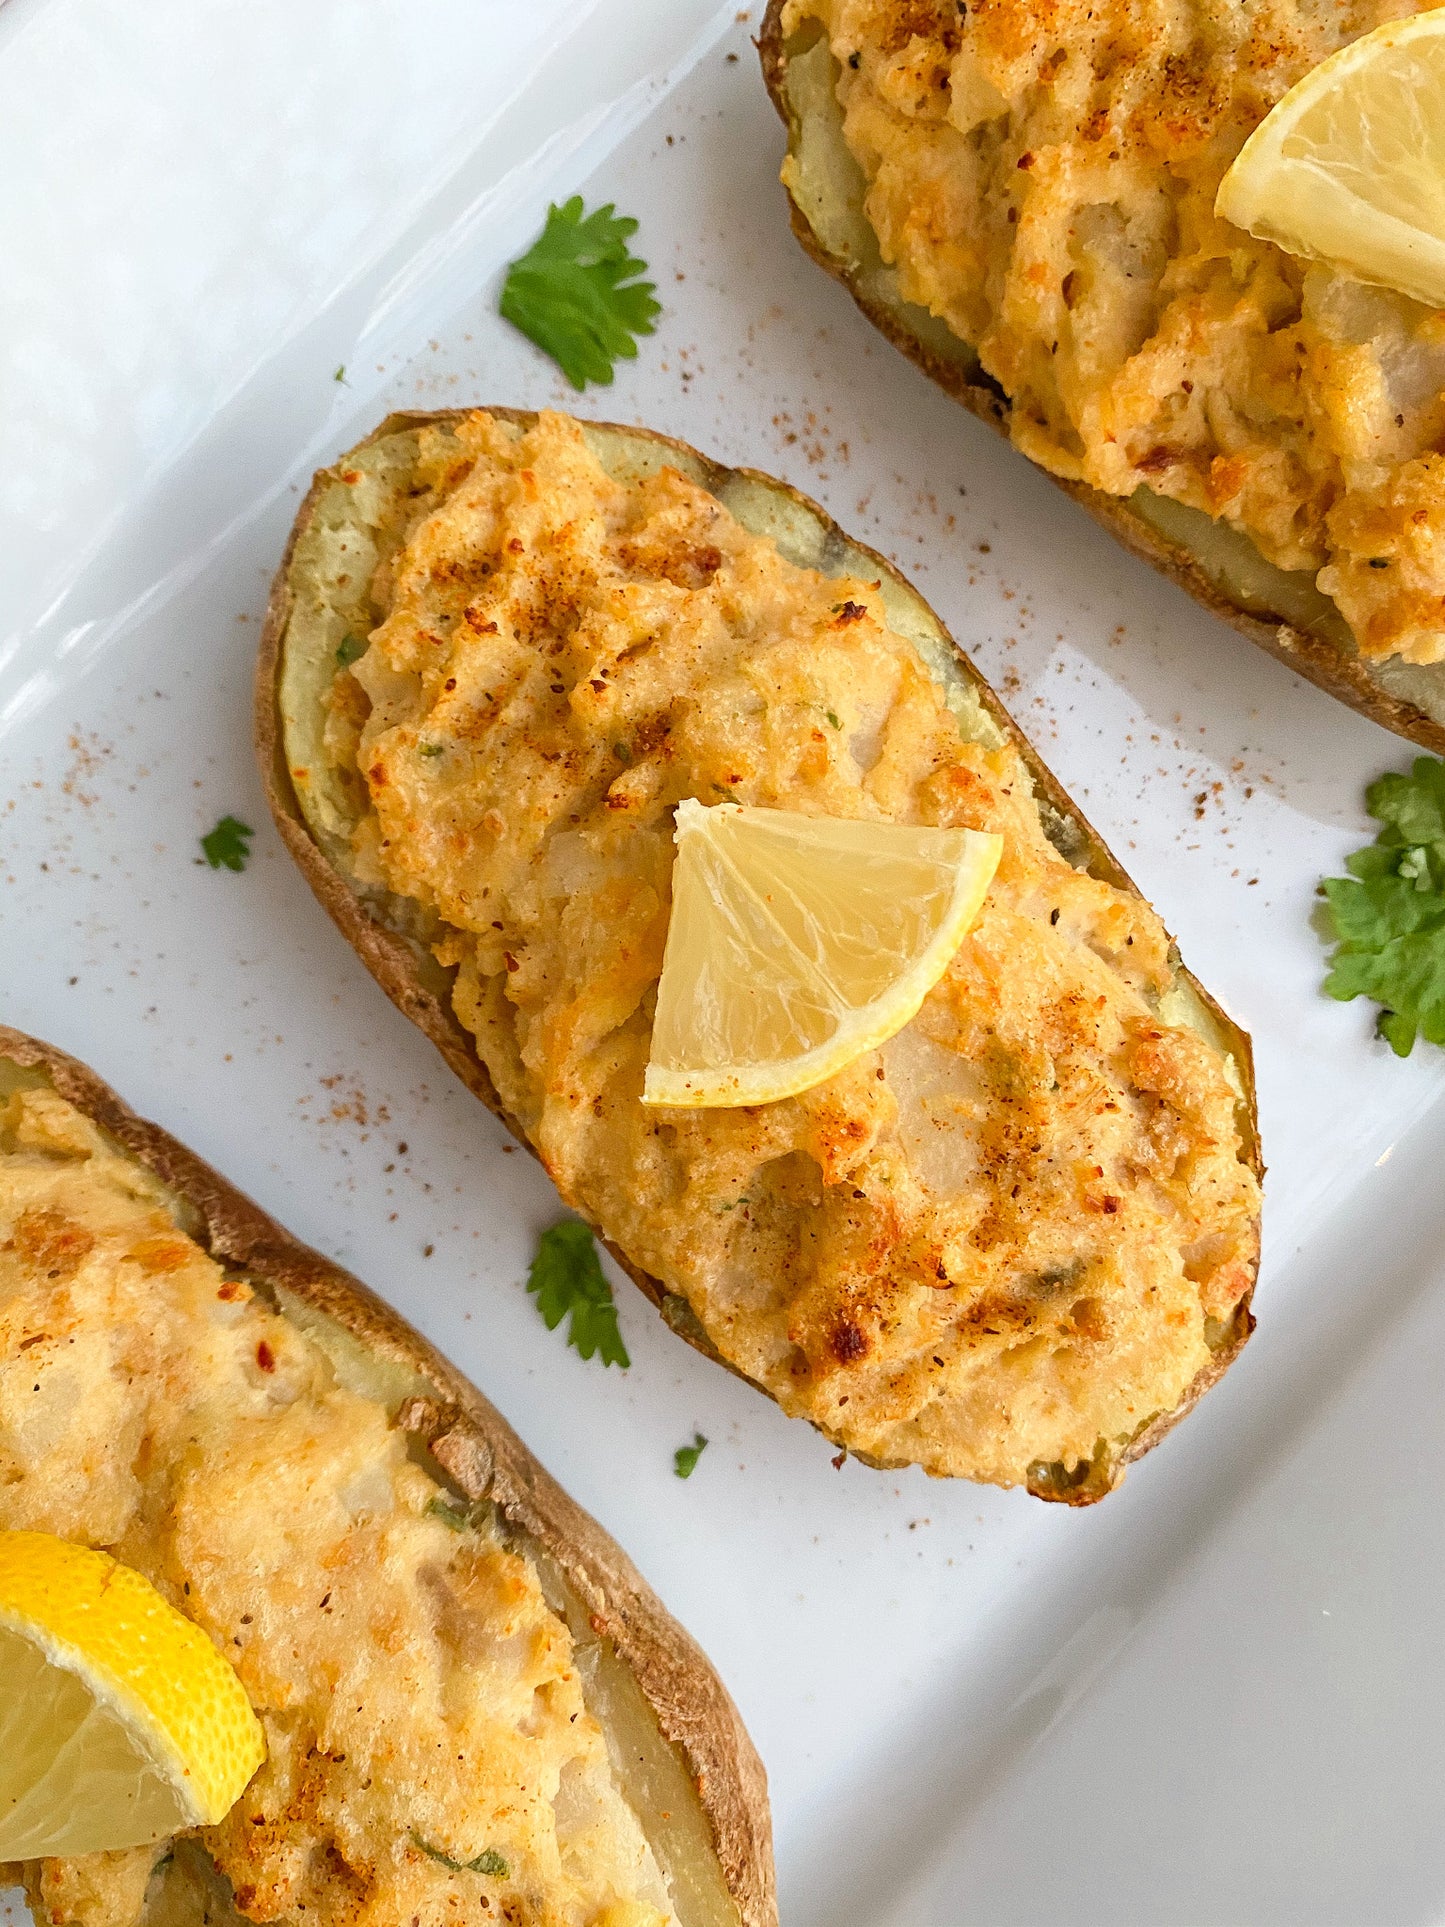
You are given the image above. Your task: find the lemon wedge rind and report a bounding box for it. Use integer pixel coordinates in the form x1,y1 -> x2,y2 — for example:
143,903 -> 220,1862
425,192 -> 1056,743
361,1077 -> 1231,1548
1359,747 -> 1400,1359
1217,12 -> 1445,309
0,1531 -> 265,1860
642,800 -> 1002,1110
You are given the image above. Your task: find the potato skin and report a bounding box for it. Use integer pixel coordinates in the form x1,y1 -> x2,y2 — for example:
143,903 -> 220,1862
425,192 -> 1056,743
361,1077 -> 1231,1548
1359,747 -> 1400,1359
757,1 -> 1445,756
0,1027 -> 776,1927
256,408 -> 1261,1502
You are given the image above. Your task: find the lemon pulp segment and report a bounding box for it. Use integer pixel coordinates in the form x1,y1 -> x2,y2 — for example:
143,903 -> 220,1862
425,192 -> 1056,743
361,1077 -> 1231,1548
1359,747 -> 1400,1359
1217,11 -> 1445,308
0,1530 -> 265,1859
642,801 -> 1002,1108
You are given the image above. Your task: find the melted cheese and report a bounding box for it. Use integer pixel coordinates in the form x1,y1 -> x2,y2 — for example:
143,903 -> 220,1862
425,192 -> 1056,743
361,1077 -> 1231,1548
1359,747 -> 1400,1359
0,1086 -> 673,1927
785,0 -> 1445,665
333,408 -> 1259,1487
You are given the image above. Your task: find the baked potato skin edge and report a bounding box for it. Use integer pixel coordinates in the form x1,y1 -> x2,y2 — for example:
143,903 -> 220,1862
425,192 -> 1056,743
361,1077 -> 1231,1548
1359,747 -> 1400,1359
0,1026 -> 776,1927
756,1 -> 1445,757
255,408 -> 1261,1504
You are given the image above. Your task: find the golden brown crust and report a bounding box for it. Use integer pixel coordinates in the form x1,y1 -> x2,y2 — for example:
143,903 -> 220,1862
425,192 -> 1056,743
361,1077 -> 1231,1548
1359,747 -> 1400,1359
256,408 -> 1261,1501
756,0 -> 1445,757
0,1026 -> 775,1927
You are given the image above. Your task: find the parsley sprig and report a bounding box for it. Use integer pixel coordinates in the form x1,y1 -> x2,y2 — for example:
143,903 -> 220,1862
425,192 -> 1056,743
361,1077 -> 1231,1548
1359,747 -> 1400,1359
1320,755 -> 1445,1055
500,198 -> 660,389
200,816 -> 254,872
527,1220 -> 630,1367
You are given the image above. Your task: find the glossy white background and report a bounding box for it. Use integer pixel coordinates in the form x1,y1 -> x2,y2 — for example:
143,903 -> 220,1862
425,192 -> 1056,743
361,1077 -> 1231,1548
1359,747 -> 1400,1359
4,3 -> 1445,1922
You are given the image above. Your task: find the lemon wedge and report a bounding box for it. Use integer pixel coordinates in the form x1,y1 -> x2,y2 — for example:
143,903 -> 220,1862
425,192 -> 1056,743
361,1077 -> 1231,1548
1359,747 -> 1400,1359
1216,11 -> 1445,308
0,1530 -> 265,1860
642,800 -> 1001,1108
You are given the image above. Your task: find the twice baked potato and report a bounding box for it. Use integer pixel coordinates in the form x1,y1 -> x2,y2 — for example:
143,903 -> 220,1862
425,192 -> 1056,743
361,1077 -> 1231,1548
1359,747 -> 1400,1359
0,1028 -> 773,1927
761,0 -> 1445,753
259,406 -> 1262,1502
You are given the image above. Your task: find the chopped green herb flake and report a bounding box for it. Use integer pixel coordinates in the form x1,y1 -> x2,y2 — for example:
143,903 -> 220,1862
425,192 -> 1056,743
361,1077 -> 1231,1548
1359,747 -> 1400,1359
614,741 -> 632,763
411,1834 -> 509,1878
673,1432 -> 708,1480
825,710 -> 842,730
425,1495 -> 473,1532
1319,755 -> 1445,1056
336,633 -> 366,668
526,1220 -> 630,1367
333,364 -> 347,384
418,742 -> 445,758
200,816 -> 254,873
499,197 -> 660,390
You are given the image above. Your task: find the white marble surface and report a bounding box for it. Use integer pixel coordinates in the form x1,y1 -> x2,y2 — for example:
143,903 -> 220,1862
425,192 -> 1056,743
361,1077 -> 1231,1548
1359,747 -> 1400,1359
3,5 -> 1445,1923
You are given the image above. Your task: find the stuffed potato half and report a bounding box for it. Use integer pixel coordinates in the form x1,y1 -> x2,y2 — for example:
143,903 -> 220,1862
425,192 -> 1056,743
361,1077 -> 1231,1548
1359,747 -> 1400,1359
259,407 -> 1261,1502
0,1028 -> 773,1927
760,0 -> 1445,753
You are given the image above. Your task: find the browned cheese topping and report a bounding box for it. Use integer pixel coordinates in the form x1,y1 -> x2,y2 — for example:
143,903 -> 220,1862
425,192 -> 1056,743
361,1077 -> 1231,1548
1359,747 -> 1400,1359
785,0 -> 1445,665
0,1084 -> 674,1927
325,410 -> 1259,1487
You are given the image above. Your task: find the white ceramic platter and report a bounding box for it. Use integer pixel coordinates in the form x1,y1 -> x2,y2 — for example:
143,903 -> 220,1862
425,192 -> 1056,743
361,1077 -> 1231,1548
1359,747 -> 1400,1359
4,3 -> 1445,1922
